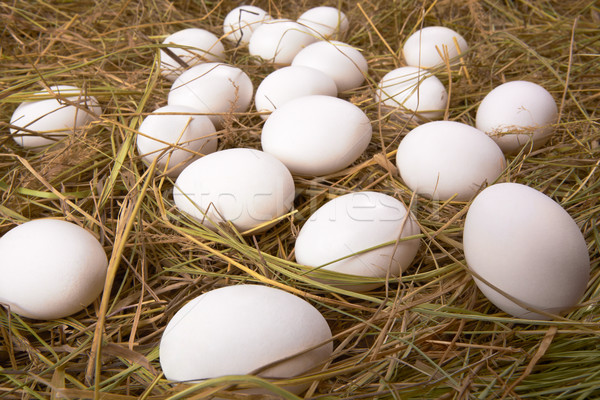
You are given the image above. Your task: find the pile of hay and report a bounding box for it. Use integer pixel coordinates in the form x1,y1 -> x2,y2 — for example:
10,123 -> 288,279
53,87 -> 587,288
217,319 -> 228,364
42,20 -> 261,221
0,0 -> 598,398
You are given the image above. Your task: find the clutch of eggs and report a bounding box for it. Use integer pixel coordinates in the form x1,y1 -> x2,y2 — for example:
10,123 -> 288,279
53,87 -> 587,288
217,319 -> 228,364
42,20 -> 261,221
10,85 -> 101,148
463,183 -> 590,320
159,284 -> 333,395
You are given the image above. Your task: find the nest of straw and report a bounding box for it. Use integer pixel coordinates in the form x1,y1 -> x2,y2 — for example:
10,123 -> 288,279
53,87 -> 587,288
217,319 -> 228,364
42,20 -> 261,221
0,0 -> 599,399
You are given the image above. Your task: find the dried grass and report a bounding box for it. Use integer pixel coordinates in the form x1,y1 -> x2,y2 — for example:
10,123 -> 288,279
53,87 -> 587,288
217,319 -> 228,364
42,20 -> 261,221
0,0 -> 599,399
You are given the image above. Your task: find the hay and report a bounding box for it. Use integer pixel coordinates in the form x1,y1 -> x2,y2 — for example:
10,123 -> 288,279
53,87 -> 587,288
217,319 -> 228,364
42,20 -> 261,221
0,0 -> 599,399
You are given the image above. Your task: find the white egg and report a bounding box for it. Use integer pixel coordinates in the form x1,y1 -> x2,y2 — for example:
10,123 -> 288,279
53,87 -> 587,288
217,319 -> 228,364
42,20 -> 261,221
255,66 -> 338,119
403,26 -> 468,69
396,121 -> 506,201
159,28 -> 225,81
295,191 -> 420,292
10,85 -> 101,148
475,80 -> 558,154
0,219 -> 108,320
463,183 -> 590,320
173,148 -> 295,233
375,66 -> 448,121
223,5 -> 272,45
292,40 -> 368,93
136,105 -> 217,178
297,6 -> 349,39
248,19 -> 318,65
159,284 -> 333,395
261,95 -> 372,176
168,63 -> 253,129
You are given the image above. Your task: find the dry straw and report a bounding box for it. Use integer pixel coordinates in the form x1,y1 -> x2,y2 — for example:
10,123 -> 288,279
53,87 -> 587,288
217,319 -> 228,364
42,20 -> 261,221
1,0 -> 599,399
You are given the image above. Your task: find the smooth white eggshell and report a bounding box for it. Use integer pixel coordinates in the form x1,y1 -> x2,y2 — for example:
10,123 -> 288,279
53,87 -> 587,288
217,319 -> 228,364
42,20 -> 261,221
464,183 -> 590,320
475,80 -> 558,154
297,6 -> 349,39
403,26 -> 468,69
173,148 -> 295,233
10,85 -> 101,148
261,95 -> 372,176
375,66 -> 448,121
0,219 -> 108,320
159,284 -> 333,394
223,5 -> 272,45
168,63 -> 253,129
255,65 -> 338,119
292,40 -> 368,93
396,121 -> 506,201
159,28 -> 225,81
136,105 -> 217,178
295,191 -> 420,292
248,19 -> 318,65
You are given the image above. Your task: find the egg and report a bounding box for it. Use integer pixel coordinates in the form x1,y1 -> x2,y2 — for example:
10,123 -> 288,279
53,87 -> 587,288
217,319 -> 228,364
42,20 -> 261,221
396,121 -> 506,201
295,191 -> 421,292
261,95 -> 372,176
159,28 -> 225,81
223,5 -> 272,45
0,219 -> 108,320
292,40 -> 368,93
375,66 -> 448,121
255,65 -> 338,119
168,63 -> 253,129
403,26 -> 468,69
159,284 -> 333,395
475,80 -> 558,154
248,19 -> 318,65
136,105 -> 217,177
173,148 -> 295,233
10,85 -> 101,148
463,183 -> 590,320
297,6 -> 349,39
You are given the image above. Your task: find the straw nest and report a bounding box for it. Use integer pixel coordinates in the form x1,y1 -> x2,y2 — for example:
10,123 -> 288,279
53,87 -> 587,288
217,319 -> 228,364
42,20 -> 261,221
0,0 -> 599,399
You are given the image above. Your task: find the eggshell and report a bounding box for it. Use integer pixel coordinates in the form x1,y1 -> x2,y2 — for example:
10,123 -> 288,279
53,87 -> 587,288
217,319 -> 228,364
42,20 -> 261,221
295,191 -> 420,292
403,26 -> 468,69
261,95 -> 372,176
475,81 -> 558,154
248,19 -> 318,65
159,284 -> 333,395
159,28 -> 225,81
168,63 -> 253,129
223,5 -> 272,45
0,219 -> 108,320
463,183 -> 590,320
396,121 -> 506,201
173,148 -> 295,233
255,66 -> 338,119
375,66 -> 448,121
292,40 -> 368,93
136,105 -> 217,177
297,6 -> 349,39
10,85 -> 101,148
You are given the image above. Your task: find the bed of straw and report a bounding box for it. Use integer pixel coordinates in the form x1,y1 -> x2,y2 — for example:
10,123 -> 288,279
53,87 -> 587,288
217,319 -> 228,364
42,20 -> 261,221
0,0 -> 599,399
